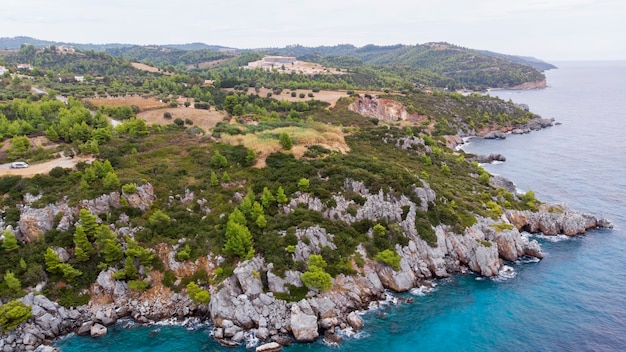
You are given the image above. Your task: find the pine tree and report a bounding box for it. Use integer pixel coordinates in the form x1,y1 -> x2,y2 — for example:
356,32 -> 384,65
222,171 -> 231,183
223,210 -> 255,260
79,209 -> 98,239
256,214 -> 267,229
210,171 -> 219,186
4,271 -> 22,297
103,239 -> 123,263
73,226 -> 94,262
251,201 -> 264,220
261,187 -> 275,208
276,186 -> 288,205
102,171 -> 121,191
2,230 -> 19,252
123,256 -> 138,280
44,247 -> 61,274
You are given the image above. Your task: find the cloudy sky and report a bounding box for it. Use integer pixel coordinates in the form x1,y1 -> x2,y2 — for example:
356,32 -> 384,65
2,0 -> 625,60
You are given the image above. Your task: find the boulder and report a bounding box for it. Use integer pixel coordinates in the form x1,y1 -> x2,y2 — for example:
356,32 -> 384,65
76,321 -> 94,336
256,342 -> 282,352
483,131 -> 507,139
347,311 -> 363,331
290,301 -> 319,342
90,323 -> 107,337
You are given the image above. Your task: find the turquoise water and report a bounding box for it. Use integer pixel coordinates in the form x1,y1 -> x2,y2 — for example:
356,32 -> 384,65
56,61 -> 626,351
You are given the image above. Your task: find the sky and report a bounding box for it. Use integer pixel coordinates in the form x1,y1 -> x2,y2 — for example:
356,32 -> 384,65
2,0 -> 625,61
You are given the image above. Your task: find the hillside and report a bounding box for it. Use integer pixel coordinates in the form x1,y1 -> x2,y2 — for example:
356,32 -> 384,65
0,37 -> 553,90
0,37 -> 609,352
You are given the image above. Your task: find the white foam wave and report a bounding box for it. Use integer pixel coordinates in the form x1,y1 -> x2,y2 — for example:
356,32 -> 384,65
244,330 -> 259,349
367,290 -> 398,311
336,326 -> 369,340
409,281 -> 437,296
531,233 -> 572,242
515,256 -> 541,265
492,265 -> 517,282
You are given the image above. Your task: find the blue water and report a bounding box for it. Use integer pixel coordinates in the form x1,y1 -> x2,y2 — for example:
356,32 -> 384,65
56,61 -> 626,352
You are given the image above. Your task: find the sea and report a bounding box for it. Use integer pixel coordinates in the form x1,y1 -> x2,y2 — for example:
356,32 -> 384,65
55,61 -> 626,352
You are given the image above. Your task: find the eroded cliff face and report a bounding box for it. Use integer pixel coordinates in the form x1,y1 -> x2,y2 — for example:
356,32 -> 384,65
348,95 -> 428,123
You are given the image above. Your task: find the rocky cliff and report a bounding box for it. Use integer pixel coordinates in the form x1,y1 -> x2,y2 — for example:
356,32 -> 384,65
1,183 -> 612,351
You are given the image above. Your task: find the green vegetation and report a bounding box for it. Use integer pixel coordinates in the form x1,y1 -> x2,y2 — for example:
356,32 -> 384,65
0,40 -> 551,314
0,300 -> 32,332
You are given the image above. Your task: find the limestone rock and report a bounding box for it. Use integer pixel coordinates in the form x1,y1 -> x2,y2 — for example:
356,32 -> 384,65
347,311 -> 363,331
90,323 -> 107,337
76,321 -> 94,336
256,342 -> 282,352
483,131 -> 507,139
233,257 -> 264,296
290,301 -> 319,342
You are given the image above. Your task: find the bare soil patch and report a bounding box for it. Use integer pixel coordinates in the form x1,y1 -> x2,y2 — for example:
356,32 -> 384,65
232,88 -> 350,109
186,59 -> 230,70
85,96 -> 167,111
0,156 -> 94,178
137,107 -> 226,131
131,62 -> 171,75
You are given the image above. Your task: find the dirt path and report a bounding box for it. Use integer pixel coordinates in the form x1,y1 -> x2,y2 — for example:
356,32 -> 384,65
0,156 -> 94,178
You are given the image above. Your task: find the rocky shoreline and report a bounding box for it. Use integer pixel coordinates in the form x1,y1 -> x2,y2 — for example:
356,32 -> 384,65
0,181 -> 613,352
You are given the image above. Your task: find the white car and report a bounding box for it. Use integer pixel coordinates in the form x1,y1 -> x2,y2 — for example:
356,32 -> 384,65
10,161 -> 29,169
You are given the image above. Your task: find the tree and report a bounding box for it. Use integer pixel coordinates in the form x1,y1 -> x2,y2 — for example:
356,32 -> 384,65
103,239 -> 123,263
256,214 -> 267,229
94,225 -> 116,250
186,282 -> 211,304
44,247 -> 61,274
2,230 -> 19,252
73,226 -> 94,262
300,254 -> 333,292
222,171 -> 231,183
122,256 -> 138,280
223,210 -> 255,260
0,300 -> 32,332
251,201 -> 264,220
7,136 -> 30,161
4,271 -> 22,297
102,171 -> 120,191
211,151 -> 228,168
57,263 -> 83,283
279,132 -> 293,150
125,237 -> 154,266
210,171 -> 219,186
373,223 -> 386,237
297,178 -> 310,192
261,187 -> 275,208
276,186 -> 288,205
148,209 -> 171,229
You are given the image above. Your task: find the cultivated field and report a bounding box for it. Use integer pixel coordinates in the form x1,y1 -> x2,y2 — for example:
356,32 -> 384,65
131,62 -> 171,75
137,107 -> 226,131
85,96 -> 167,111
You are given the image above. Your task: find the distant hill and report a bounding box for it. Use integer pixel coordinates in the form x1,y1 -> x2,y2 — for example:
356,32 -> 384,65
0,36 -> 555,89
0,36 -> 133,52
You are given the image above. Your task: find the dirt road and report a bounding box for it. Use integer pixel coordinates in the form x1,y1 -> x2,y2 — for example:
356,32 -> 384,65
0,156 -> 94,178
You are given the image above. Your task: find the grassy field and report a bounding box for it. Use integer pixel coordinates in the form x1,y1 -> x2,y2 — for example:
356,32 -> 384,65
85,96 -> 168,111
220,122 -> 348,167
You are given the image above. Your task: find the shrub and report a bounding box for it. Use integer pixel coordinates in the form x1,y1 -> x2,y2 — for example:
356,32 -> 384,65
0,300 -> 32,331
299,93 -> 305,98
300,254 -> 333,292
375,249 -> 401,271
164,112 -> 172,119
173,118 -> 184,126
185,118 -> 193,125
308,93 -> 314,98
128,280 -> 150,291
122,183 -> 137,194
279,133 -> 293,150
291,92 -> 296,97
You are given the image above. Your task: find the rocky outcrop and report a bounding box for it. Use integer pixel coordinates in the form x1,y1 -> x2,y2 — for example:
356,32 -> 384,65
90,323 -> 107,337
348,95 -> 427,123
0,294 -> 83,352
17,183 -> 156,243
506,204 -> 613,236
483,131 -> 507,139
468,153 -> 506,164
